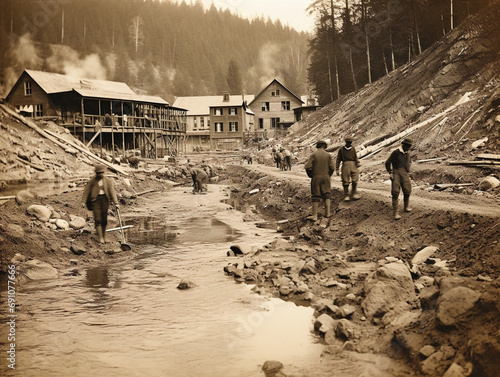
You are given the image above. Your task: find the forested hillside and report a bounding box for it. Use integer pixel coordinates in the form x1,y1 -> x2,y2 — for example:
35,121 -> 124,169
307,0 -> 493,105
0,0 -> 310,103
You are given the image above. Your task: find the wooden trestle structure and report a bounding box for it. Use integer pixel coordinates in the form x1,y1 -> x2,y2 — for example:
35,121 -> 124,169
67,99 -> 187,159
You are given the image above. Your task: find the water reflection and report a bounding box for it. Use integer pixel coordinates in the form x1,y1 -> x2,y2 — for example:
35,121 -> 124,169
86,267 -> 110,288
125,216 -> 240,245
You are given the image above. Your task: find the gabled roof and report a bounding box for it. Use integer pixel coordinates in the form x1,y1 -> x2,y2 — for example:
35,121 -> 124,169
249,78 -> 304,105
74,88 -> 168,105
172,95 -> 255,115
24,69 -> 135,95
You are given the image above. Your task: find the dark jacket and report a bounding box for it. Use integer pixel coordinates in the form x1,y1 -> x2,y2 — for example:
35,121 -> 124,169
82,176 -> 118,205
336,146 -> 360,171
385,148 -> 411,173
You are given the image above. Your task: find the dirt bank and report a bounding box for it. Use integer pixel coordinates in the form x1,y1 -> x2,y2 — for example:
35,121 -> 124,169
222,163 -> 500,377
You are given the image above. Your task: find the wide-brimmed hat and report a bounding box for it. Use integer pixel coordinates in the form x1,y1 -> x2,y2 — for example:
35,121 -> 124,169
316,140 -> 327,147
401,138 -> 413,146
94,164 -> 106,173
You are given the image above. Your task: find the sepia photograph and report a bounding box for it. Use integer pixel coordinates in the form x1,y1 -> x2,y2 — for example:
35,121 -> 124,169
0,0 -> 499,376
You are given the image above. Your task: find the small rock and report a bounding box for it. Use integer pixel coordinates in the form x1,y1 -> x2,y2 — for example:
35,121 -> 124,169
177,279 -> 196,290
412,246 -> 439,265
55,219 -> 70,230
22,259 -> 58,280
69,216 -> 86,230
442,363 -> 467,377
419,345 -> 436,359
262,360 -> 284,376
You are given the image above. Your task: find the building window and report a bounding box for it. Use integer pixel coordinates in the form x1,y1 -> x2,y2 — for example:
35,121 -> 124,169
276,89 -> 280,96
214,108 -> 223,116
200,118 -> 205,129
223,93 -> 230,102
214,122 -> 223,132
193,117 -> 197,130
229,122 -> 238,132
259,118 -> 264,129
24,81 -> 32,96
229,108 -> 237,115
261,102 -> 270,112
35,104 -> 43,117
271,89 -> 280,96
271,117 -> 280,128
281,101 -> 291,110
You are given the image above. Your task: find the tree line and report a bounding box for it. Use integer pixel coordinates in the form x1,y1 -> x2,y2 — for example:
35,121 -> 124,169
0,0 -> 309,102
307,0 -> 492,105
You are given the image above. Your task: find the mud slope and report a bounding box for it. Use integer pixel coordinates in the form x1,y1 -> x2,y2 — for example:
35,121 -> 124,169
285,3 -> 500,164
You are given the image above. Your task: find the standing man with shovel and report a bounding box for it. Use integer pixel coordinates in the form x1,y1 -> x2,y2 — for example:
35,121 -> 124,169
83,164 -> 120,244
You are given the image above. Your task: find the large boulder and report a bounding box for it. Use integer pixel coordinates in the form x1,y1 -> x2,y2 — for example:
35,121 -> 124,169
15,189 -> 34,205
26,205 -> 51,222
362,262 -> 418,320
436,286 -> 481,327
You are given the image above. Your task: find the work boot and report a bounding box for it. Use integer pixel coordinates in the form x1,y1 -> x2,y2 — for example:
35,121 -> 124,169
404,195 -> 412,212
324,198 -> 331,218
307,202 -> 319,221
96,225 -> 105,243
343,185 -> 350,202
392,198 -> 401,220
351,182 -> 361,200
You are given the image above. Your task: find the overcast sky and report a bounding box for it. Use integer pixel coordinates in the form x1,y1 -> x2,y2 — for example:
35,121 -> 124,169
175,0 -> 315,33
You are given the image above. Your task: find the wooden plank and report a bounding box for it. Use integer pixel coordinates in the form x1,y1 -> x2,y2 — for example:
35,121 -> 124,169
434,183 -> 474,190
16,156 -> 46,171
448,160 -> 500,166
45,130 -> 128,176
476,154 -> 500,161
85,129 -> 102,148
0,196 -> 16,200
416,157 -> 448,163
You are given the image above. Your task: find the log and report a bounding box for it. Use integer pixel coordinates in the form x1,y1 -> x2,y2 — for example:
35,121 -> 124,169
416,157 -> 448,163
476,154 -> 500,161
0,195 -> 16,200
357,92 -> 473,159
85,129 -> 102,148
16,156 -> 46,171
448,160 -> 500,166
135,188 -> 158,196
433,183 -> 474,190
45,130 -> 128,176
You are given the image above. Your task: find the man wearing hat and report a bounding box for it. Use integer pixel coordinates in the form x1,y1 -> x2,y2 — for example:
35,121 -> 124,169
336,136 -> 361,201
385,138 -> 413,220
304,140 -> 335,220
82,164 -> 119,243
189,163 -> 208,194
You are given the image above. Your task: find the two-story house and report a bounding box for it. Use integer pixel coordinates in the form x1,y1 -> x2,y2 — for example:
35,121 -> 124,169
209,93 -> 254,151
248,79 -> 304,139
173,93 -> 254,152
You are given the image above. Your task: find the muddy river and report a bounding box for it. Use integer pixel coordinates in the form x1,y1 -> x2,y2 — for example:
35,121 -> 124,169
2,185 -> 411,377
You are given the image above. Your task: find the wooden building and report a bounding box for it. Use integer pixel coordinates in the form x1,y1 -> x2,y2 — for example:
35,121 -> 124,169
5,70 -> 187,158
248,79 -> 304,139
173,93 -> 255,152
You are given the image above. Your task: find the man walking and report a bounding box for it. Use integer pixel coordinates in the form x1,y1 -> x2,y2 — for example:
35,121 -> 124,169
304,140 -> 335,221
336,136 -> 361,201
385,138 -> 413,220
82,164 -> 119,243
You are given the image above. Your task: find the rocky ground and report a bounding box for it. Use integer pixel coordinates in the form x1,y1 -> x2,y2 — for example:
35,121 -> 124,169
221,163 -> 499,377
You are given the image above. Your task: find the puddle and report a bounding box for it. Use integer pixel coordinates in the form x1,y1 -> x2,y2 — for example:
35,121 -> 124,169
125,216 -> 241,245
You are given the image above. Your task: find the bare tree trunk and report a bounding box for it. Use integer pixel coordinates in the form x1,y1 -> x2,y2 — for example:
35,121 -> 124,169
344,0 -> 358,90
412,0 -> 422,54
349,47 -> 358,91
387,0 -> 395,71
362,0 -> 372,84
450,0 -> 454,30
61,8 -> 65,44
330,0 -> 340,99
383,52 -> 388,75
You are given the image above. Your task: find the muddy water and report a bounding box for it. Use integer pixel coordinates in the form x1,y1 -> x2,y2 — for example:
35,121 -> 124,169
3,186 -> 325,377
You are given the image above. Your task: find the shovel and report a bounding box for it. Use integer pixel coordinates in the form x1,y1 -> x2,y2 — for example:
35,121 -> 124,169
115,206 -> 132,251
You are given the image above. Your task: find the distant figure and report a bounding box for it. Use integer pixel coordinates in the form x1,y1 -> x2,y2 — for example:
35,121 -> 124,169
189,165 -> 208,194
104,113 -> 112,128
385,138 -> 413,220
304,140 -> 335,221
283,148 -> 292,171
82,164 -> 119,243
336,136 -> 361,201
247,154 -> 253,164
127,156 -> 140,169
275,149 -> 284,170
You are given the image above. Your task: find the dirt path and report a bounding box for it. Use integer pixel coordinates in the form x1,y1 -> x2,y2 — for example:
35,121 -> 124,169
243,164 -> 500,218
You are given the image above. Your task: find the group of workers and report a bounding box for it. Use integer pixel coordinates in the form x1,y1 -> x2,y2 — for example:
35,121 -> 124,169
82,136 -> 413,244
305,137 -> 413,221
